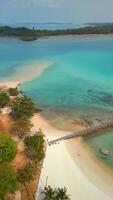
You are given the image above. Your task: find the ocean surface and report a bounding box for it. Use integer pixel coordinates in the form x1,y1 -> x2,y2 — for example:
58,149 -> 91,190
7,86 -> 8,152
1,36 -> 113,123
1,35 -> 113,168
0,22 -> 85,30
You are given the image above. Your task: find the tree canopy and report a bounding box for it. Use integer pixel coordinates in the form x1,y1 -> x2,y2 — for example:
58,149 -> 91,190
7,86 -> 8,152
42,186 -> 70,200
0,92 -> 10,109
8,88 -> 19,96
42,186 -> 55,200
0,134 -> 17,162
17,164 -> 33,184
11,119 -> 33,138
0,162 -> 18,198
11,96 -> 35,120
24,131 -> 45,161
55,187 -> 70,200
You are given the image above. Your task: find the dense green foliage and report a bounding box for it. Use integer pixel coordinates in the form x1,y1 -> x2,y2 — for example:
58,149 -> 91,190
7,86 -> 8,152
0,91 -> 44,198
11,119 -> 33,138
11,96 -> 35,120
0,162 -> 18,198
17,164 -> 33,184
0,24 -> 113,41
42,186 -> 55,200
0,26 -> 38,38
8,88 -> 19,96
0,134 -> 17,162
55,187 -> 70,200
42,186 -> 70,200
0,92 -> 10,108
24,131 -> 45,161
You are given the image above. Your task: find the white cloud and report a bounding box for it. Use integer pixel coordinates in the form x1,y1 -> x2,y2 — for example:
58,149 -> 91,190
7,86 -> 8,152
9,0 -> 64,8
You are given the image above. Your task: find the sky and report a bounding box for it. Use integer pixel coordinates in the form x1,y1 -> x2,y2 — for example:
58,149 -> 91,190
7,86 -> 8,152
0,0 -> 113,23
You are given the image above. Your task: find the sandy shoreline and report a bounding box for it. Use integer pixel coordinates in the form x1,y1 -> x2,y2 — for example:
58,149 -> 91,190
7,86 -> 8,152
0,64 -> 113,199
32,112 -> 113,200
66,137 -> 113,198
40,33 -> 113,41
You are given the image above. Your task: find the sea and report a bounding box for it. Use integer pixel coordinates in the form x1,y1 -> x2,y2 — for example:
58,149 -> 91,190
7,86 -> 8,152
0,25 -> 113,169
0,22 -> 85,30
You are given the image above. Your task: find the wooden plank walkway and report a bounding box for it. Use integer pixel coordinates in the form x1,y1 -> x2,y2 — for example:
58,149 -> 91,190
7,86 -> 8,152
48,120 -> 113,145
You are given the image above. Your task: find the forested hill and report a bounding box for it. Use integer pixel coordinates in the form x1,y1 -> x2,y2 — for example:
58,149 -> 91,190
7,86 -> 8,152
0,25 -> 113,41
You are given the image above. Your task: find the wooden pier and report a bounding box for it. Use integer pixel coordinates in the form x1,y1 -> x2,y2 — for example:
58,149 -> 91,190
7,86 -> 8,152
48,120 -> 113,145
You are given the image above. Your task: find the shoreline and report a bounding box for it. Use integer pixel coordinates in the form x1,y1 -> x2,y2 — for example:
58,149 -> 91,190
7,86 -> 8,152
39,33 -> 113,41
31,113 -> 113,199
1,33 -> 113,42
66,137 -> 113,198
1,66 -> 113,199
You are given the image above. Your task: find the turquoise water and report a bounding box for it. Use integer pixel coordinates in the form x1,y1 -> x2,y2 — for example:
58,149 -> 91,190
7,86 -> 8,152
84,129 -> 113,169
1,36 -> 113,125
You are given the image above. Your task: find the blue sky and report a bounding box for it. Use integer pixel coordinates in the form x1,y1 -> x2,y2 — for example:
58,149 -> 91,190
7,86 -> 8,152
0,0 -> 113,23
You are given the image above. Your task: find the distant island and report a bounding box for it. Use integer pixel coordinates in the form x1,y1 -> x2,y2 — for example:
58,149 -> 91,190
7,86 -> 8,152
0,23 -> 113,41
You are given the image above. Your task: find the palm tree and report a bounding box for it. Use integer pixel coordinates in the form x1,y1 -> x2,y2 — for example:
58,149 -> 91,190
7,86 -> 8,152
41,186 -> 55,200
55,187 -> 70,200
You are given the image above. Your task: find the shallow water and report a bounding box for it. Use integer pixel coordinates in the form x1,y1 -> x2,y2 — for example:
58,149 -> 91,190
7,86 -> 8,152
84,129 -> 113,170
20,37 -> 113,125
1,36 -> 113,124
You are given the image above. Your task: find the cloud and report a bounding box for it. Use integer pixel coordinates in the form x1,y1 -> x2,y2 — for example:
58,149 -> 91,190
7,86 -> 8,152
8,0 -> 64,8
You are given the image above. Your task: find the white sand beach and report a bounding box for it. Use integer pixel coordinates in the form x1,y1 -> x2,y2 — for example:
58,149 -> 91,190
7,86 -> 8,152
33,113 -> 113,200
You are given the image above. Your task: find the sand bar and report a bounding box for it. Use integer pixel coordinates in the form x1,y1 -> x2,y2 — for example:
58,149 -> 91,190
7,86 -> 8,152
0,60 -> 53,89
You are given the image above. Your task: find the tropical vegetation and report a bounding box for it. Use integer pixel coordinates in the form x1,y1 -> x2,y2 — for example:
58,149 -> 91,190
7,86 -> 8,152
24,130 -> 45,161
11,96 -> 35,120
0,162 -> 18,199
0,92 -> 10,109
42,186 -> 70,200
0,88 -> 46,199
17,164 -> 33,185
0,134 -> 17,162
11,119 -> 33,138
8,87 -> 19,96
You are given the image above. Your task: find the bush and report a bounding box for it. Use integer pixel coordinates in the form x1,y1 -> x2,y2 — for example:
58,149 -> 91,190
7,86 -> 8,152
17,164 -> 33,184
24,130 -> 45,161
11,119 -> 33,138
0,162 -> 18,198
11,96 -> 35,120
0,134 -> 17,162
8,88 -> 19,96
0,92 -> 10,108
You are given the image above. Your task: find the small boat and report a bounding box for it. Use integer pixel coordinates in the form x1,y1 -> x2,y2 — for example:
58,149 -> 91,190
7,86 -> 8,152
100,149 -> 109,156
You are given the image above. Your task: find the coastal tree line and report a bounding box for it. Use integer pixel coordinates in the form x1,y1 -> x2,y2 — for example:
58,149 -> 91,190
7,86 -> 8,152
0,24 -> 113,41
0,89 -> 45,199
0,89 -> 70,200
